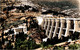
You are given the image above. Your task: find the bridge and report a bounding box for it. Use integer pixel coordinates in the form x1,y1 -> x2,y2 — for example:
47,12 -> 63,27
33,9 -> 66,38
37,16 -> 80,39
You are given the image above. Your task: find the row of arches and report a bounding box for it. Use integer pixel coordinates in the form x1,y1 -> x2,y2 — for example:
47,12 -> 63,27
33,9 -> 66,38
41,18 -> 80,39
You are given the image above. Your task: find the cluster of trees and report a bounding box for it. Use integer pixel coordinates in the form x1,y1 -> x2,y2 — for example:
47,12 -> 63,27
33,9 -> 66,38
38,1 -> 77,10
1,32 -> 41,49
15,33 -> 41,50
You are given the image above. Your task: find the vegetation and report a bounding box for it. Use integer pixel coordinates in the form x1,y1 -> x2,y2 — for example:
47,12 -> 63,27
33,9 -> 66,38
69,44 -> 80,49
40,42 -> 53,49
53,46 -> 65,50
6,43 -> 13,49
15,33 -> 41,50
0,41 -> 2,49
71,32 -> 80,40
53,44 -> 80,50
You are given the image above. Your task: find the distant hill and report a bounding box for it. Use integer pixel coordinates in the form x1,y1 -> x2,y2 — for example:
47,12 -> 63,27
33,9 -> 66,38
30,0 -> 77,3
30,0 -> 78,10
30,0 -> 78,6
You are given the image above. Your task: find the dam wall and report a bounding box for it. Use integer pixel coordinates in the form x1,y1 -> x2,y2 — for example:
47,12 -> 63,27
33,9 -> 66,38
41,17 -> 80,39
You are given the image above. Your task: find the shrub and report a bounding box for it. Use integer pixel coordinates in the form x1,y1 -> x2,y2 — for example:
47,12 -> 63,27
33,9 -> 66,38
53,46 -> 64,50
69,44 -> 80,49
15,34 -> 41,50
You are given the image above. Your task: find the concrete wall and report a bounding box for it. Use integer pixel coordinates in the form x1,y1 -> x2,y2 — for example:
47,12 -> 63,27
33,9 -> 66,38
41,17 -> 80,39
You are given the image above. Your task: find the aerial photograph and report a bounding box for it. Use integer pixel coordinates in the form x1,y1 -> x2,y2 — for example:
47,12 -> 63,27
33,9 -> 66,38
1,0 -> 80,50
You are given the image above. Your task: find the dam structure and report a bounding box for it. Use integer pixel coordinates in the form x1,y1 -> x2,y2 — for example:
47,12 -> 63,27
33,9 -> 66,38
38,16 -> 80,39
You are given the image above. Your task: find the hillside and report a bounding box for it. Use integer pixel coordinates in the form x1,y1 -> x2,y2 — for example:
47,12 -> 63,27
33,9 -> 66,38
30,0 -> 78,4
30,0 -> 78,10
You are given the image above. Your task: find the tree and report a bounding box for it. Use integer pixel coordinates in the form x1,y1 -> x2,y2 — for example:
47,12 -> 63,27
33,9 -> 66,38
15,33 -> 41,50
